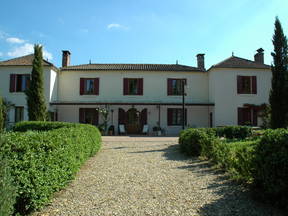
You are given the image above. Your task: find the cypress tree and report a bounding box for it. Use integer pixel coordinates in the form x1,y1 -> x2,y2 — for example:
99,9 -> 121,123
0,96 -> 4,131
269,17 -> 288,128
26,45 -> 47,121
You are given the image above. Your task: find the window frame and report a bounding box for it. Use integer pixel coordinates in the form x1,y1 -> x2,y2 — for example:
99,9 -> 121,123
10,74 -> 30,92
15,106 -> 24,123
123,78 -> 143,96
167,78 -> 186,96
237,76 -> 257,94
167,108 -> 187,126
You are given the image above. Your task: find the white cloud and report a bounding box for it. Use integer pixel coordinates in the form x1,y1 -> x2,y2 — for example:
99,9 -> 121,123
7,43 -> 53,60
6,37 -> 25,44
107,23 -> 128,30
0,30 -> 8,39
0,52 -> 3,57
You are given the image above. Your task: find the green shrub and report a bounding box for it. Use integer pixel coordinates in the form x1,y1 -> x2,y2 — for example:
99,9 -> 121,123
179,128 -> 217,156
252,129 -> 288,209
1,122 -> 101,215
179,127 -> 257,182
0,137 -> 17,216
13,121 -> 78,132
215,126 -> 252,139
210,140 -> 257,182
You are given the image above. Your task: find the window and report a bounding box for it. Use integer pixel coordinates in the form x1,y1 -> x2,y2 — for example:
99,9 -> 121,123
10,74 -> 30,92
167,108 -> 187,126
80,78 -> 99,95
167,78 -> 186,95
238,107 -> 257,126
15,107 -> 24,123
237,76 -> 257,94
123,78 -> 143,95
79,108 -> 99,126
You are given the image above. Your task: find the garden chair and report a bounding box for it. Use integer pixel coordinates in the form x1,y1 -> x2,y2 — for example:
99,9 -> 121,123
118,124 -> 126,135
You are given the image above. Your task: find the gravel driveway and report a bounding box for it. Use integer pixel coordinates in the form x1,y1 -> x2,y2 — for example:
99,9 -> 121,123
33,136 -> 283,216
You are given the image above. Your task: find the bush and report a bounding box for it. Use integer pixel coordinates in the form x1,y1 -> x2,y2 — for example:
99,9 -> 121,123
0,137 -> 17,216
210,140 -> 257,182
13,121 -> 78,132
252,129 -> 288,209
215,126 -> 252,139
179,128 -> 217,156
1,122 -> 101,215
179,127 -> 257,182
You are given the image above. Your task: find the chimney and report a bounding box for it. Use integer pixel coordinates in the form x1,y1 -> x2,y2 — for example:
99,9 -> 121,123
62,50 -> 71,67
254,48 -> 264,64
196,54 -> 205,70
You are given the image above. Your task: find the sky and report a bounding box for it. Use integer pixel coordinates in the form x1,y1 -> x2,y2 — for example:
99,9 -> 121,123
0,0 -> 288,68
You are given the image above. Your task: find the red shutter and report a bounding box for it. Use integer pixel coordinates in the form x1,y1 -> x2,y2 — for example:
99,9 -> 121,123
94,109 -> 99,125
167,79 -> 173,95
238,108 -> 243,125
80,78 -> 85,95
140,108 -> 147,125
185,109 -> 187,125
167,108 -> 172,126
123,78 -> 129,95
79,108 -> 85,123
138,78 -> 143,95
252,108 -> 258,126
26,74 -> 31,90
118,108 -> 126,124
94,78 -> 99,95
10,74 -> 16,92
237,76 -> 242,94
252,76 -> 257,94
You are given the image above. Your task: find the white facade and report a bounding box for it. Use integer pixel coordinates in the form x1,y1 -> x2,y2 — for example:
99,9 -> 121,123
0,65 -> 58,126
208,68 -> 271,127
0,50 -> 272,135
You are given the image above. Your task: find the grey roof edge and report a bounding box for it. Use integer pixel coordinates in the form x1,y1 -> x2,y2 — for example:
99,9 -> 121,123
207,56 -> 271,71
60,63 -> 205,72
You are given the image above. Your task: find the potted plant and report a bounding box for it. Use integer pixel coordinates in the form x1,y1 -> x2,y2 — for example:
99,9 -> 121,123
153,126 -> 161,136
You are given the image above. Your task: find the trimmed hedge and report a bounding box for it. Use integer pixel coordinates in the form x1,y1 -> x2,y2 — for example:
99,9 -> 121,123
0,137 -> 17,216
252,129 -> 288,209
179,128 -> 216,157
13,121 -> 78,132
215,126 -> 252,139
179,127 -> 256,182
179,126 -> 288,209
0,121 -> 101,215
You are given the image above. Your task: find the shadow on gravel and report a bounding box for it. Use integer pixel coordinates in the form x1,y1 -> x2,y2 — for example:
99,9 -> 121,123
131,144 -> 284,216
129,144 -> 191,162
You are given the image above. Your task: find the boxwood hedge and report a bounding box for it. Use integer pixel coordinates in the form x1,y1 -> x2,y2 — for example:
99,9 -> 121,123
252,129 -> 288,209
179,126 -> 288,209
0,138 -> 17,216
0,121 -> 101,215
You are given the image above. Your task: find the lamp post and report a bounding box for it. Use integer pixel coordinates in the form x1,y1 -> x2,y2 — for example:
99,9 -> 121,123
182,79 -> 186,130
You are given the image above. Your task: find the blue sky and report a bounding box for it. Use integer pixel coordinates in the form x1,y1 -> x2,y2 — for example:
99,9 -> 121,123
0,0 -> 287,68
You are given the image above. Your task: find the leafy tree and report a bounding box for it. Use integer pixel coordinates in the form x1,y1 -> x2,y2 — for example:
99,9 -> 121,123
0,96 -> 4,132
26,45 -> 47,121
269,17 -> 288,128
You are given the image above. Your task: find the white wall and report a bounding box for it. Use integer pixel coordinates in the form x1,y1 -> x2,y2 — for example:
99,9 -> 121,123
0,66 -> 58,124
58,70 -> 209,104
208,68 -> 272,126
57,104 -> 209,135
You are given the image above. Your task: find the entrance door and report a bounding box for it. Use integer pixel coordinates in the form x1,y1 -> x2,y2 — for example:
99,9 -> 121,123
126,108 -> 140,134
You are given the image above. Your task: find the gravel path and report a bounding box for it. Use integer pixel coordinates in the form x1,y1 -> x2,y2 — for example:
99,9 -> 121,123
33,136 -> 283,216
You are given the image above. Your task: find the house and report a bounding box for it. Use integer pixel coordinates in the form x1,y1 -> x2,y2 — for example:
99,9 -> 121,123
0,48 -> 271,135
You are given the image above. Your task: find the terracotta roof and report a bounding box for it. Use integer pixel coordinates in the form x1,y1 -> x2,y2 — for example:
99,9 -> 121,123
61,63 -> 203,72
0,54 -> 54,67
210,56 -> 270,70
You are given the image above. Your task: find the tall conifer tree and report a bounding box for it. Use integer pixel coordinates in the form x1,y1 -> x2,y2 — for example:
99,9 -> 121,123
26,45 -> 47,121
0,95 -> 4,131
269,17 -> 288,128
